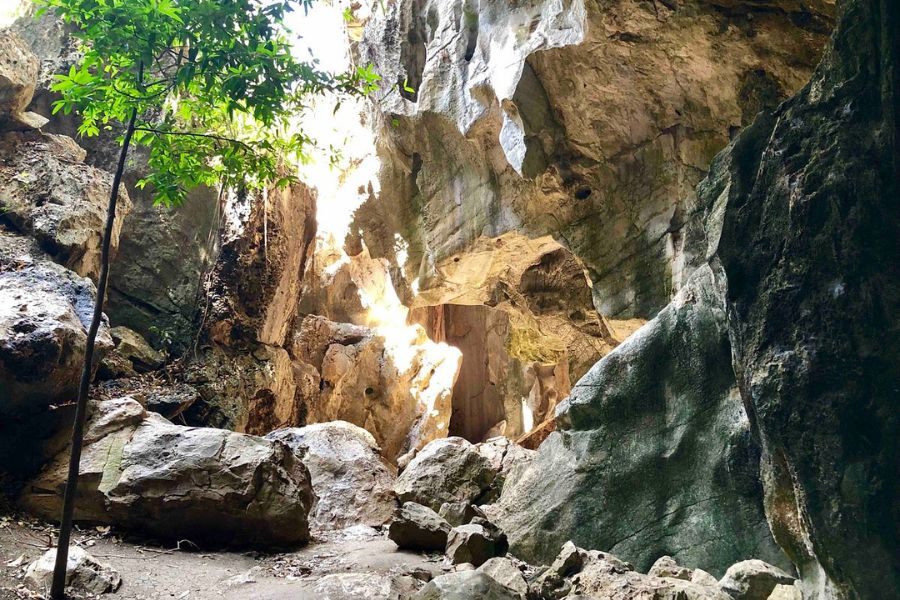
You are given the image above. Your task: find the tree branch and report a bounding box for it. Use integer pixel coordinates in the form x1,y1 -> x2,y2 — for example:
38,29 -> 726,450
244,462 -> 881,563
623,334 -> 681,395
134,127 -> 255,152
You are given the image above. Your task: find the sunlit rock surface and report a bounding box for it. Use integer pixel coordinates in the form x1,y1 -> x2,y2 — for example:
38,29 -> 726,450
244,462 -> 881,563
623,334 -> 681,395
355,0 -> 832,319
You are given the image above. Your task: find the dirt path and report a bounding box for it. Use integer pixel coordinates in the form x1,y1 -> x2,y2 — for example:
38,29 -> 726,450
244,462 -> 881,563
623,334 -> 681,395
0,514 -> 443,599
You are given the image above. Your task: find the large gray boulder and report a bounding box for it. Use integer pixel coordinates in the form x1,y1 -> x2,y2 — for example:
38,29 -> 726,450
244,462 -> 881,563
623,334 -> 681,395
491,266 -> 786,575
395,437 -> 496,512
21,397 -> 314,548
266,421 -> 397,530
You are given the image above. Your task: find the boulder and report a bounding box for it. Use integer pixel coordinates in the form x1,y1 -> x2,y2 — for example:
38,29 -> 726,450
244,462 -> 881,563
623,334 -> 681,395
395,437 -> 495,512
413,571 -> 521,600
438,502 -> 480,527
21,397 -> 314,548
0,30 -> 40,124
312,572 -> 423,599
492,267 -> 786,574
0,131 -> 131,280
25,546 -> 121,595
445,522 -> 508,568
766,584 -> 801,600
388,502 -> 451,552
0,230 -> 112,418
266,421 -> 397,530
718,560 -> 794,600
476,557 -> 527,597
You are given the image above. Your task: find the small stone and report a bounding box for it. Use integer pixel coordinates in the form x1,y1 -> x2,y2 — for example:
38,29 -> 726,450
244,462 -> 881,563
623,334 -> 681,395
719,560 -> 795,600
25,547 -> 121,595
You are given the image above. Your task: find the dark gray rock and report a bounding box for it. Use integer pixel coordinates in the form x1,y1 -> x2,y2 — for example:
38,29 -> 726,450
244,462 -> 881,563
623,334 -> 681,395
703,0 -> 900,596
492,266 -> 785,575
388,502 -> 451,552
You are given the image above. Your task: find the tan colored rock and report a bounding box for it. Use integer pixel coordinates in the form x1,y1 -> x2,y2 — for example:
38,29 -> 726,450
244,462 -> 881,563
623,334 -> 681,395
410,233 -> 614,441
288,315 -> 461,461
0,30 -> 39,120
110,325 -> 164,372
0,131 -> 131,280
356,0 -> 832,319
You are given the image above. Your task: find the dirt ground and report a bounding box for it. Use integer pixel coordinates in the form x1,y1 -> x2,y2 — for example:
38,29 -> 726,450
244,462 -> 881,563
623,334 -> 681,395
0,511 -> 444,600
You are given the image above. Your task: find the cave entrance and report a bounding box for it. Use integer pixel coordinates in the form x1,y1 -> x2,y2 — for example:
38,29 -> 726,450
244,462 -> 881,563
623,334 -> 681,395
409,304 -> 509,443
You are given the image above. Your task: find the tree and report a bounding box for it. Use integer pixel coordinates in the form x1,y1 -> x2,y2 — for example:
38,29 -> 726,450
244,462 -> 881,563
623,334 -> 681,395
34,1 -> 378,597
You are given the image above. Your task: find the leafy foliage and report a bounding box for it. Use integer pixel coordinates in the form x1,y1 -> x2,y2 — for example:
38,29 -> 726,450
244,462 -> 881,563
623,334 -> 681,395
39,0 -> 372,206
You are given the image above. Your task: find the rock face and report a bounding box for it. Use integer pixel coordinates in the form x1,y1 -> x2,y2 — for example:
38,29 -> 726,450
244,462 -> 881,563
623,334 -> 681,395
0,130 -> 131,281
22,397 -> 315,548
491,266 -> 785,575
705,0 -> 900,596
286,314 -> 461,461
409,233 -> 615,441
25,547 -> 121,595
265,422 -> 397,530
356,0 -> 832,319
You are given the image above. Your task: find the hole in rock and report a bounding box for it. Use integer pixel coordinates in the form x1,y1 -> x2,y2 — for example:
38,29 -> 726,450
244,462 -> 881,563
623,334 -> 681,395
574,186 -> 592,200
462,5 -> 479,62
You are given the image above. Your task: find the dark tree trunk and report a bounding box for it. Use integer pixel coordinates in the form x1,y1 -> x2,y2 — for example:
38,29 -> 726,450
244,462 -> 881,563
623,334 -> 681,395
50,105 -> 139,599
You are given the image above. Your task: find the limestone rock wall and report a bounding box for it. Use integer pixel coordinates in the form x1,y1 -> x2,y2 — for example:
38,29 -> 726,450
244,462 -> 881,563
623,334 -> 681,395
355,0 -> 833,319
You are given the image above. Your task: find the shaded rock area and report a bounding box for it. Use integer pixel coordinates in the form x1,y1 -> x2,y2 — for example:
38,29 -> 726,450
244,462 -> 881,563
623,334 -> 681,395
266,421 -> 397,530
21,397 -> 315,548
355,0 -> 832,319
490,266 -> 785,575
707,0 -> 900,596
388,501 -> 451,552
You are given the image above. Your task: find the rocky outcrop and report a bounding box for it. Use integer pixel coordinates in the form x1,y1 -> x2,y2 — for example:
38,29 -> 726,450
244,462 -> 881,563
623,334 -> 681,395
705,0 -> 900,596
266,421 -> 397,530
718,560 -> 794,600
0,29 -> 46,130
286,314 -> 461,461
409,233 -> 615,441
490,266 -> 785,575
21,397 -> 315,548
0,130 -> 131,281
355,0 -> 832,319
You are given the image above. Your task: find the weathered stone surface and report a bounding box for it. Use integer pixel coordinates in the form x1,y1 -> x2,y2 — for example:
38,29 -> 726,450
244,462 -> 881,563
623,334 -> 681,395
409,233 -> 615,441
266,421 -> 397,530
288,314 -> 461,461
22,397 -> 314,548
356,0 -> 832,320
492,267 -> 785,574
413,571 -> 520,600
395,437 -> 495,512
0,230 -> 111,418
648,555 -> 692,581
718,560 -> 794,600
445,522 -> 508,568
25,546 -> 121,595
388,501 -> 451,552
0,30 -> 39,121
109,326 -> 164,372
312,572 -> 423,599
0,131 -> 131,280
697,1 -> 900,596
476,557 -> 527,597
438,502 -> 480,528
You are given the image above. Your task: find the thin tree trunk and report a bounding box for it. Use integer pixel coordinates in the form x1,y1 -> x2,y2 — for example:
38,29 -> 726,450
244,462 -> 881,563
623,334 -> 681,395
50,105 -> 139,600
